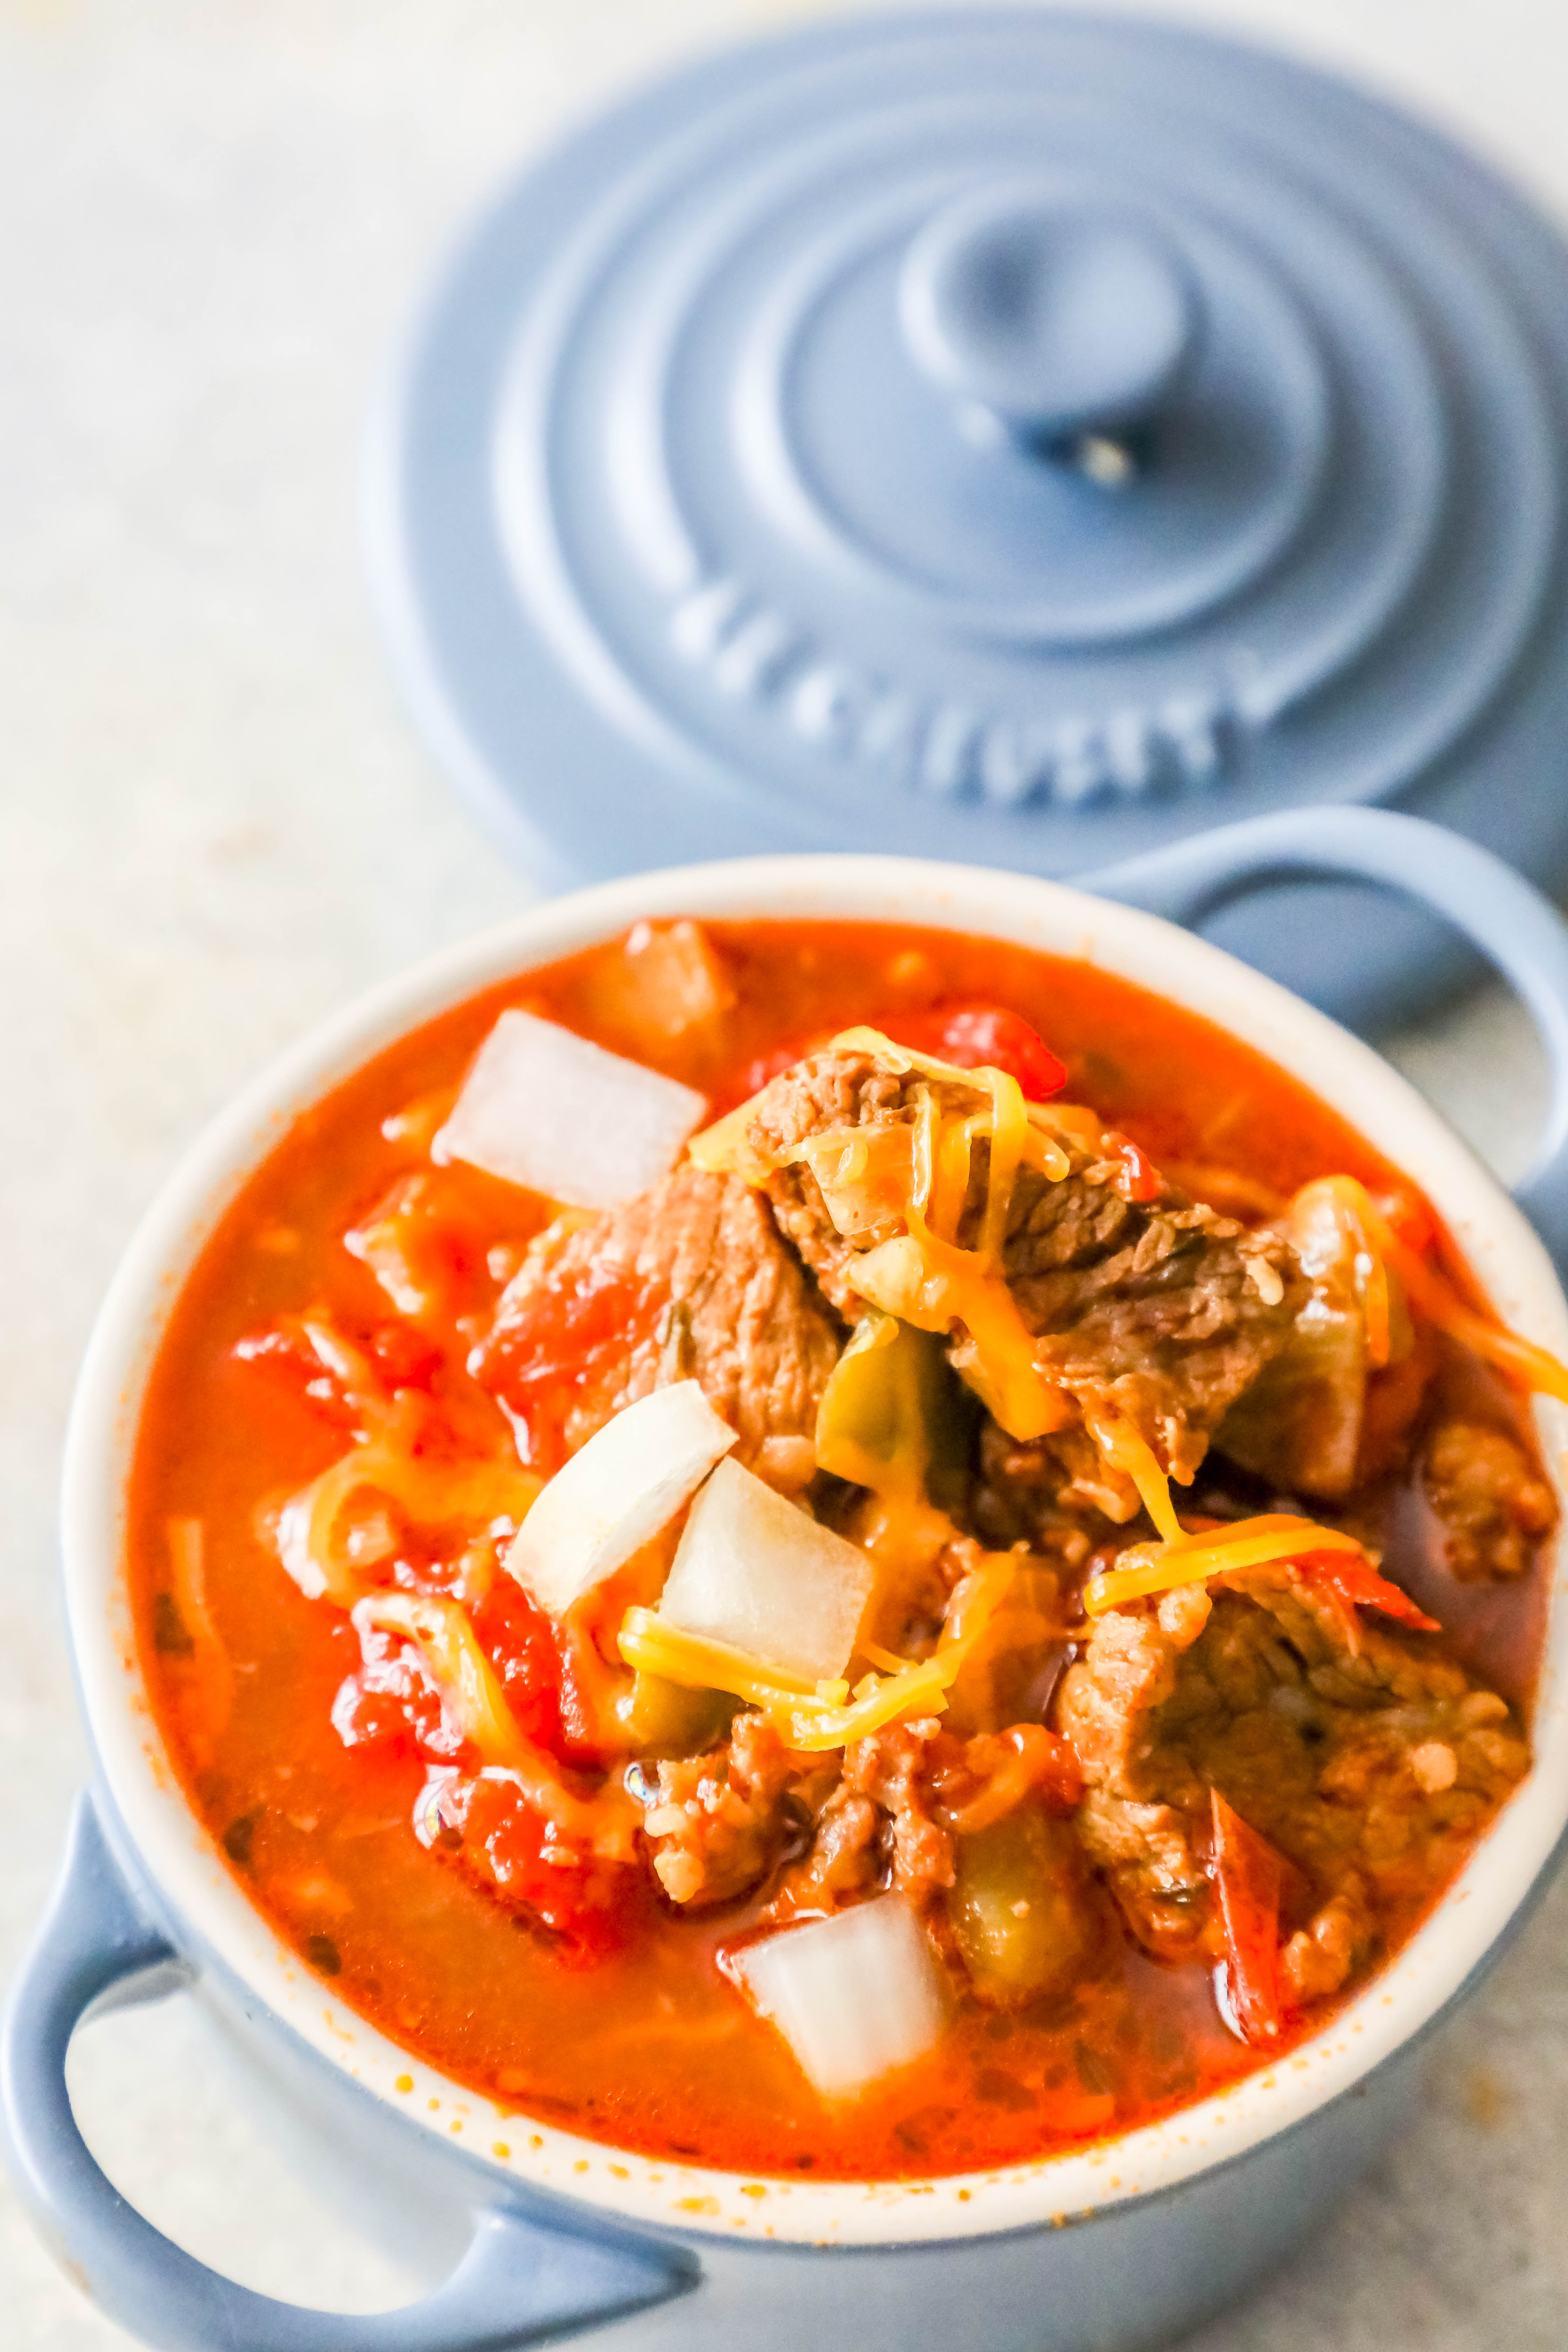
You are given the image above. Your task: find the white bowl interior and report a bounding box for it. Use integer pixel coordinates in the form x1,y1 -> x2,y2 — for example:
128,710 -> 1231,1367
62,854 -> 1568,2249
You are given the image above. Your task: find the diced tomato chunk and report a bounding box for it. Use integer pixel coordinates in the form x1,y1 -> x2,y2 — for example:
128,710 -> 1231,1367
1210,1788 -> 1284,2046
931,1006 -> 1068,1102
232,1324 -> 360,1429
427,1771 -> 634,1966
471,1256 -> 660,1475
331,1627 -> 465,1763
330,1675 -> 415,1756
476,1799 -> 624,1962
1103,1132 -> 1161,1204
368,1321 -> 443,1388
732,1032 -> 835,1104
471,1578 -> 568,1760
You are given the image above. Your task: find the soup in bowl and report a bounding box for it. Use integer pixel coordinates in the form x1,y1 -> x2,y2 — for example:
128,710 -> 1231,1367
13,849 -> 1568,2352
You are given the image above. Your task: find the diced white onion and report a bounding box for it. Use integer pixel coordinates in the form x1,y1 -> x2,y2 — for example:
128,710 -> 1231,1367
732,1898 -> 948,2099
503,1382 -> 736,1618
432,1009 -> 706,1209
655,1457 -> 875,1684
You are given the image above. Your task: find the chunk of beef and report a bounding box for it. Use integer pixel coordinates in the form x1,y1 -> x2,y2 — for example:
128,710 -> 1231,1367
971,1418 -> 1152,1549
762,1718 -> 953,1925
638,1714 -> 825,1909
1004,1181 -> 1299,1484
471,1165 -> 842,1480
1058,1568 -> 1529,2000
1057,1586 -> 1215,1956
1423,1417 -> 1557,1581
765,1717 -> 1084,1925
747,1045 -> 1301,1487
1216,1179 -> 1442,1500
748,1049 -> 923,1312
763,1782 -> 883,1919
1279,1885 -> 1372,2004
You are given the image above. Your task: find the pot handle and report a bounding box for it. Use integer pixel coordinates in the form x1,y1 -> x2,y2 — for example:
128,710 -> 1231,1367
2,1791 -> 694,2352
1094,806 -> 1568,1274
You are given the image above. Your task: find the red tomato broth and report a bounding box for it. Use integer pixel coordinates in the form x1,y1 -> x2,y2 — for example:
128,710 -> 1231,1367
127,920 -> 1546,2179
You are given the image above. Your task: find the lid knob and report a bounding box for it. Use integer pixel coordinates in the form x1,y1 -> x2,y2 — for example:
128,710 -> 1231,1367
899,184 -> 1200,464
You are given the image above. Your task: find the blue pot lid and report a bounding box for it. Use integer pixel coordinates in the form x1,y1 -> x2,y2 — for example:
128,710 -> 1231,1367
367,9 -> 1568,1029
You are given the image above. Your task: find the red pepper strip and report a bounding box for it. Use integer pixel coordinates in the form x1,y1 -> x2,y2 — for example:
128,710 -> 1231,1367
1103,1132 -> 1161,1204
1296,1549 -> 1440,1634
933,1006 -> 1068,1103
1210,1788 -> 1284,2046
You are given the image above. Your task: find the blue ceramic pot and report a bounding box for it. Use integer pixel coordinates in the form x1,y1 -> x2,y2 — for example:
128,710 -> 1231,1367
9,813 -> 1568,2351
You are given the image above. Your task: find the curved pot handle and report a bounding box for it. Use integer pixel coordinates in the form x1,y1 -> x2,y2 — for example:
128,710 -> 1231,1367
1093,806 -> 1568,1275
2,1791 -> 694,2352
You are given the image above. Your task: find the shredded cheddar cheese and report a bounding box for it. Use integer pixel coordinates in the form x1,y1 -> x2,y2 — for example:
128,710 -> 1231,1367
356,1591 -> 636,1857
1084,1410 -> 1184,1544
845,1226 -> 1071,1442
1354,1188 -> 1568,1406
686,1025 -> 1084,1448
1077,1177 -> 1568,1626
687,1097 -> 772,1184
972,1064 -> 1029,1265
355,1590 -> 528,1765
618,1551 -> 1015,1751
1084,1514 -> 1366,1616
275,1406 -> 540,1608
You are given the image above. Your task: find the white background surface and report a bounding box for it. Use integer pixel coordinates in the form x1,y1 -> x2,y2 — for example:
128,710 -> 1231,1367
3,2 -> 1567,2345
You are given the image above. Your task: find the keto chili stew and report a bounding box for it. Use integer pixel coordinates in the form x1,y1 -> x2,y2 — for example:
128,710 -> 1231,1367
128,919 -> 1561,2180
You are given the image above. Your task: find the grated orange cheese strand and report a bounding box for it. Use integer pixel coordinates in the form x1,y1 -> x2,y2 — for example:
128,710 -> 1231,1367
1085,1515 -> 1365,1617
1362,1250 -> 1392,1368
861,1640 -> 917,1675
1381,1228 -> 1568,1405
896,1215 -> 1074,1441
973,1063 -> 1029,1266
617,1553 -> 1015,1752
354,1590 -> 535,1766
929,1111 -> 979,1244
1443,1312 -> 1568,1405
1339,1181 -> 1568,1405
617,1610 -> 822,1708
781,1657 -> 954,1750
1085,1409 -> 1183,1544
1021,1124 -> 1072,1182
616,1609 -> 952,1751
353,1591 -> 635,1858
276,1421 -> 541,1609
937,1549 -> 1017,1652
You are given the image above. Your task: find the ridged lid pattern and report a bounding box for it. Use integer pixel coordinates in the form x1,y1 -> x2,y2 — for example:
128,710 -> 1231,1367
370,10 -> 1568,1025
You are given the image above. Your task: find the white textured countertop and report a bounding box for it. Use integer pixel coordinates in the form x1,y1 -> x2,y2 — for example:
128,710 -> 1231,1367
4,3 -> 1567,2345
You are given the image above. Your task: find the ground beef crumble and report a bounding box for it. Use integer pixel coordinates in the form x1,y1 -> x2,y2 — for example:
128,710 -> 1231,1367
1422,1416 -> 1557,1581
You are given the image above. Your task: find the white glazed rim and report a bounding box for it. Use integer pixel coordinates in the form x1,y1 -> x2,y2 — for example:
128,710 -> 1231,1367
63,853 -> 1568,2251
